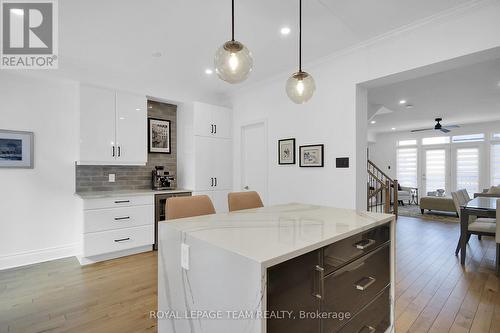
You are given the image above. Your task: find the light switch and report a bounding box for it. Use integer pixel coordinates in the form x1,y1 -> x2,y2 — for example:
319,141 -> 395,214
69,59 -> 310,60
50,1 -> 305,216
108,174 -> 115,182
181,243 -> 190,270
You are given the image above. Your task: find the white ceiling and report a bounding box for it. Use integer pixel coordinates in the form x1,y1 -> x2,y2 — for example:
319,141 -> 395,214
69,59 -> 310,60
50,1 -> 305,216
38,0 -> 476,103
367,57 -> 500,134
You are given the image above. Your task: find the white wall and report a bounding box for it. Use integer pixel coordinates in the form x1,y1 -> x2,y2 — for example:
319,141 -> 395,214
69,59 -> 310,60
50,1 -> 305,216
0,73 -> 80,269
231,1 -> 500,209
369,121 -> 500,190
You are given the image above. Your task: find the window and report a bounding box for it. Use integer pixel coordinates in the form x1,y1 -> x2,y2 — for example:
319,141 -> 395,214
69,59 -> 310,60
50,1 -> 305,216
397,148 -> 418,188
492,144 -> 500,186
493,133 -> 500,140
452,133 -> 485,143
398,139 -> 417,146
456,147 -> 479,195
425,149 -> 446,193
422,136 -> 450,145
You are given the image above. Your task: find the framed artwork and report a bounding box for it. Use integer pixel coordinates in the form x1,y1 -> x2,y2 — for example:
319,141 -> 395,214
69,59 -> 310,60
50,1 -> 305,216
148,118 -> 171,154
0,129 -> 34,168
278,138 -> 296,165
299,144 -> 324,167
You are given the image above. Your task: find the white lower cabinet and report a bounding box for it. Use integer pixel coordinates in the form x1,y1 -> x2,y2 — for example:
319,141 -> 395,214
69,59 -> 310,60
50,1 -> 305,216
79,195 -> 154,265
194,190 -> 230,213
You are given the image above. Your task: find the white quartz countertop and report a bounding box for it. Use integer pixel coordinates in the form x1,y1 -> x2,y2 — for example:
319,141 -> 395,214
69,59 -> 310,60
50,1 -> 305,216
75,188 -> 193,199
160,203 -> 394,268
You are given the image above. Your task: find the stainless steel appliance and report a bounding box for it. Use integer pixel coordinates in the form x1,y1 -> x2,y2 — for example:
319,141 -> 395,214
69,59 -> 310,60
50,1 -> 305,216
152,166 -> 175,190
153,191 -> 191,250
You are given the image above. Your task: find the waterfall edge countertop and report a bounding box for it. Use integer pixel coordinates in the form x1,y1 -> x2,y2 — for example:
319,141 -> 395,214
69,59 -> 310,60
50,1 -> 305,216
75,188 -> 193,199
159,203 -> 394,268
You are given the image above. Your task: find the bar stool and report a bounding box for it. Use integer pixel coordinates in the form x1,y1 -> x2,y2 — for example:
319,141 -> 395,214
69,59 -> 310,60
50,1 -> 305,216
166,195 -> 216,219
228,191 -> 264,212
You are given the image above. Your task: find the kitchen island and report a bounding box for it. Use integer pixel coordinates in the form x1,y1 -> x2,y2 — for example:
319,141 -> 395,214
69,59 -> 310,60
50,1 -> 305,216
158,203 -> 395,333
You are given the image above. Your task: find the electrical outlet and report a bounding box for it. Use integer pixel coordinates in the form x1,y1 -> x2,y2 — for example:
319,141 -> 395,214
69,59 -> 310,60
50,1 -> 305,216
181,243 -> 190,270
108,174 -> 115,182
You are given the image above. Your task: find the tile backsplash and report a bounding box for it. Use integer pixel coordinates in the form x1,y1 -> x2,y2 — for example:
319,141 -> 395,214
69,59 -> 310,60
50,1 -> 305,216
76,101 -> 177,192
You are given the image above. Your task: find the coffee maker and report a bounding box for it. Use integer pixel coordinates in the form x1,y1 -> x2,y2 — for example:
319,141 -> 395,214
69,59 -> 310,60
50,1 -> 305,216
152,166 -> 175,190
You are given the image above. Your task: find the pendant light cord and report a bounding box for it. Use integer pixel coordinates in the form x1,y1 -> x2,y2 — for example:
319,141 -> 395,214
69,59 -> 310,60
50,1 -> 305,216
231,0 -> 235,41
299,0 -> 302,72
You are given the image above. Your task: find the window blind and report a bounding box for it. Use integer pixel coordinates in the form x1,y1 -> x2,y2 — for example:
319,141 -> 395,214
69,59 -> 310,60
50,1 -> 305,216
456,147 -> 479,195
492,144 -> 500,186
397,148 -> 417,188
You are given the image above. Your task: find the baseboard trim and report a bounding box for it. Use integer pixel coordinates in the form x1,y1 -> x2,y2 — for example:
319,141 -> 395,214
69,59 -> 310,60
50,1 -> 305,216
0,243 -> 80,271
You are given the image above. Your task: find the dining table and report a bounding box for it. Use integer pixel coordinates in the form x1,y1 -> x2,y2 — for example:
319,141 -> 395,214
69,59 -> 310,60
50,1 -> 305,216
459,197 -> 497,266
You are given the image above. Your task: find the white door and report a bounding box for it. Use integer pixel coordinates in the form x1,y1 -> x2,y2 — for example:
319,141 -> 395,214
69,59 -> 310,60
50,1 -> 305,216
453,145 -> 481,196
79,85 -> 116,163
115,92 -> 147,165
213,138 -> 233,190
423,147 -> 450,196
194,136 -> 215,191
212,107 -> 232,139
240,121 -> 268,204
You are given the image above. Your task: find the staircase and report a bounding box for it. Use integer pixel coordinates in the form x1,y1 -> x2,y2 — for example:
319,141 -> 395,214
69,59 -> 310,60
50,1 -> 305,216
367,160 -> 398,217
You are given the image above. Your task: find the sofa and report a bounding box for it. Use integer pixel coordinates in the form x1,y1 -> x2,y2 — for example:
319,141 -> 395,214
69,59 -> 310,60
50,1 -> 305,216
420,196 -> 458,216
398,186 -> 412,205
474,186 -> 500,198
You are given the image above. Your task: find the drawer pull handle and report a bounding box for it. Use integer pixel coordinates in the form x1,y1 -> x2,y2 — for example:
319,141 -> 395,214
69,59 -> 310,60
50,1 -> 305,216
114,237 -> 131,243
314,265 -> 325,300
114,200 -> 130,204
114,216 -> 130,221
354,238 -> 376,250
358,325 -> 376,333
354,276 -> 376,291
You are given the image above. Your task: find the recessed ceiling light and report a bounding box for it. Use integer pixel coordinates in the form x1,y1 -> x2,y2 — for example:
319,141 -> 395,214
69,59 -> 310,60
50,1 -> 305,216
205,69 -> 213,75
135,108 -> 140,111
280,27 -> 291,35
399,100 -> 407,105
370,120 -> 376,124
11,8 -> 23,15
391,127 -> 396,131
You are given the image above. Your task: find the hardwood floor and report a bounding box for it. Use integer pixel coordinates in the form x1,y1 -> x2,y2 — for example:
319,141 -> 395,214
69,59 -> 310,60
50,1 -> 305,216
0,216 -> 499,332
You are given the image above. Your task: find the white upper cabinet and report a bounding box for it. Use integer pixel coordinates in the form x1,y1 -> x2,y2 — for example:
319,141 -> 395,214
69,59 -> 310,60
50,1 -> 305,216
80,85 -> 116,164
193,102 -> 232,139
115,92 -> 147,165
79,85 -> 147,165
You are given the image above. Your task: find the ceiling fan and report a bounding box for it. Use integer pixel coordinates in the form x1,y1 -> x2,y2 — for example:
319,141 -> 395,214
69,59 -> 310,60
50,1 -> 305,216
411,118 -> 460,133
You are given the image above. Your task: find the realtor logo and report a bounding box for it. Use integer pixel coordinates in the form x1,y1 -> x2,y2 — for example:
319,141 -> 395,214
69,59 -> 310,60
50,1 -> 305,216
1,0 -> 58,69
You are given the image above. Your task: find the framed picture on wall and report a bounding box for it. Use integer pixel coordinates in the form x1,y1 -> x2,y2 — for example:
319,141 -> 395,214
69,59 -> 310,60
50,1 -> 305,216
299,144 -> 324,167
0,129 -> 34,168
278,138 -> 296,165
148,118 -> 171,154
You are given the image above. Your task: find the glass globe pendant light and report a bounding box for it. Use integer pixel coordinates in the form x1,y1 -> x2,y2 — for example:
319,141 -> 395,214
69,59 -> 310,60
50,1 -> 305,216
286,0 -> 315,104
214,0 -> 253,84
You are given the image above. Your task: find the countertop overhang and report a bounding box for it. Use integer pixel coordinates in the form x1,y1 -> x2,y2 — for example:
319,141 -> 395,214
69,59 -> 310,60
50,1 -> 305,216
160,203 -> 394,268
75,188 -> 193,199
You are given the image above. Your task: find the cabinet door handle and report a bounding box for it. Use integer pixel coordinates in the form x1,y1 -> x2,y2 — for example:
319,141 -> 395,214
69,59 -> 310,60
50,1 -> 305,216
118,146 -> 121,157
314,265 -> 325,299
354,238 -> 376,250
214,124 -> 217,134
114,200 -> 130,204
214,177 -> 217,187
211,177 -> 214,187
114,237 -> 131,243
358,325 -> 376,333
114,216 -> 130,221
210,124 -> 214,134
112,146 -> 115,157
354,276 -> 376,291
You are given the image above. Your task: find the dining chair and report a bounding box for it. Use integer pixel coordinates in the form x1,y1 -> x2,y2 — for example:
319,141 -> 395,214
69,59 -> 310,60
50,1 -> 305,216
452,190 -> 496,256
496,199 -> 500,275
166,195 -> 216,220
460,189 -> 471,202
228,191 -> 264,212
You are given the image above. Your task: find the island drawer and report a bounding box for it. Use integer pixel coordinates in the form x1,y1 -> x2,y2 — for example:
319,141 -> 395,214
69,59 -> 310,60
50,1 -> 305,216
83,225 -> 153,257
322,244 -> 390,333
338,287 -> 390,333
84,205 -> 153,233
323,223 -> 390,274
83,195 -> 153,210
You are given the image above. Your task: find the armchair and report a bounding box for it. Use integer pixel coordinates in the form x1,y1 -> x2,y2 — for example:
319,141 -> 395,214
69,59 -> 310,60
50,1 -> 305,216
398,186 -> 412,206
